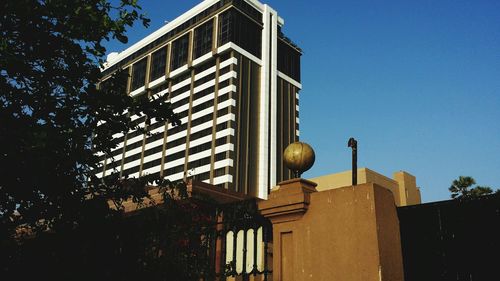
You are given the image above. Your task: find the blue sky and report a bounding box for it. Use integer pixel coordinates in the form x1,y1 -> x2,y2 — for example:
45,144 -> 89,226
104,0 -> 500,203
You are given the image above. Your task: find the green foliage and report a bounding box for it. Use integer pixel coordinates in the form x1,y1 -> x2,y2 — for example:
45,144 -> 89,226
0,1 -> 215,280
0,0 -> 176,233
449,176 -> 496,199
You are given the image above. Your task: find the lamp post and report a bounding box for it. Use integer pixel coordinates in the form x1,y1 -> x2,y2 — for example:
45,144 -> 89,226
347,138 -> 357,186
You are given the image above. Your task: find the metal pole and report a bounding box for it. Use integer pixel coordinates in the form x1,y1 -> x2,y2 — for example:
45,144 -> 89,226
348,138 -> 357,186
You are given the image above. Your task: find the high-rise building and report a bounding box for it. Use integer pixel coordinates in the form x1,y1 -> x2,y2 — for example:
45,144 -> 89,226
96,0 -> 301,199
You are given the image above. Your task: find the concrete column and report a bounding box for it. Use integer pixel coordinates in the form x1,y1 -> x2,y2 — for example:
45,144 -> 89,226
258,180 -> 405,281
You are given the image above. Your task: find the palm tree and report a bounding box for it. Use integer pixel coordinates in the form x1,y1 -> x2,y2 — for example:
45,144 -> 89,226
449,176 -> 493,199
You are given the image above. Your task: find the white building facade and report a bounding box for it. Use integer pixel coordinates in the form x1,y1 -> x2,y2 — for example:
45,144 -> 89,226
97,0 -> 301,199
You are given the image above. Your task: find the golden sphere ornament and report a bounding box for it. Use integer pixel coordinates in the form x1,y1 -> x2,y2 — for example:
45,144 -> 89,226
283,142 -> 315,178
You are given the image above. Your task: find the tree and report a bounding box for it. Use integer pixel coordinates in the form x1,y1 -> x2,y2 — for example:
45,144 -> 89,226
0,0 -> 182,234
449,176 -> 495,199
0,1 -> 218,280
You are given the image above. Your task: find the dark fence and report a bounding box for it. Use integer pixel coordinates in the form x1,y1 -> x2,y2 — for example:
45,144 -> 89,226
216,199 -> 273,280
0,197 -> 273,281
398,194 -> 500,281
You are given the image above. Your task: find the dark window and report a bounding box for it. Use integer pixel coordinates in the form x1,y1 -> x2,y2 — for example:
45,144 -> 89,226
190,127 -> 213,141
189,142 -> 212,155
218,9 -> 262,58
277,39 -> 301,81
192,99 -> 214,114
150,47 -> 167,81
170,34 -> 190,70
195,58 -> 216,73
164,164 -> 184,176
214,167 -> 226,177
131,58 -> 147,91
193,20 -> 213,59
214,151 -> 227,161
194,72 -> 216,87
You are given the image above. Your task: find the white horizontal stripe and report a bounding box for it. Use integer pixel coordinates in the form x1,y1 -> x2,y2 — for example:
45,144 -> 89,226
296,130 -> 300,136
217,43 -> 262,65
218,84 -> 237,96
122,158 -> 141,170
149,123 -> 166,135
141,165 -> 161,175
218,71 -> 237,83
192,57 -> 238,83
144,138 -> 163,151
169,65 -> 188,78
192,92 -> 214,107
215,143 -> 234,154
188,148 -> 212,162
191,106 -> 215,121
130,114 -> 143,122
126,134 -> 144,146
216,128 -> 235,138
213,174 -> 233,185
124,145 -> 143,157
217,99 -> 236,110
190,120 -> 213,134
142,151 -> 163,164
193,78 -> 215,94
148,76 -> 166,89
220,57 -> 238,68
171,76 -> 191,91
218,113 -> 236,123
164,157 -> 185,168
112,132 -> 124,139
165,128 -> 187,142
174,102 -> 190,113
194,65 -> 216,81
165,143 -> 187,156
152,88 -> 169,98
170,90 -> 191,104
189,135 -> 213,148
130,86 -> 146,97
190,163 -> 211,174
111,142 -> 124,152
214,158 -> 233,169
296,117 -> 299,124
192,52 -> 213,68
164,171 -> 184,182
277,71 -> 302,89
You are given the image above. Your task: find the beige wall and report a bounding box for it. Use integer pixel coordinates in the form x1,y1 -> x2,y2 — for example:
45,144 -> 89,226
308,168 -> 421,206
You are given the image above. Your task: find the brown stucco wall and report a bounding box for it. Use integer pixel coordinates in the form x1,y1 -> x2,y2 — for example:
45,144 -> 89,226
259,180 -> 404,281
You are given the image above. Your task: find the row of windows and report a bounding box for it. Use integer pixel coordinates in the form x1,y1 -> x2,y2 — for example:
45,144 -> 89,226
187,155 -> 212,170
165,161 -> 186,175
131,58 -> 147,91
218,8 -> 262,58
150,47 -> 168,81
127,9 -> 257,93
193,20 -> 214,59
170,33 -> 190,70
277,39 -> 301,82
101,0 -> 235,77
